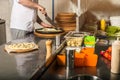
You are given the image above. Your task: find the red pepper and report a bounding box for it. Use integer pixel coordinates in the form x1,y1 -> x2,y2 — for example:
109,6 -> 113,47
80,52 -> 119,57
103,51 -> 111,61
100,50 -> 111,61
100,51 -> 105,56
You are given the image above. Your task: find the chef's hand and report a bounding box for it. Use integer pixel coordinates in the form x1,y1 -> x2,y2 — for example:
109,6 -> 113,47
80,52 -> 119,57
38,5 -> 46,14
40,22 -> 52,28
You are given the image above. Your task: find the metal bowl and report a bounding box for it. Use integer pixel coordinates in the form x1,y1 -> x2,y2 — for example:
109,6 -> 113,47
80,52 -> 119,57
68,75 -> 102,80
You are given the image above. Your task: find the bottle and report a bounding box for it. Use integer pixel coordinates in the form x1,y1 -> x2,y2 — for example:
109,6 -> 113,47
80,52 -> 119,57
100,19 -> 106,31
45,40 -> 52,61
111,40 -> 120,74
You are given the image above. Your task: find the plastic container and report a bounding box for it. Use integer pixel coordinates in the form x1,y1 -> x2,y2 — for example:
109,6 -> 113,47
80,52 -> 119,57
100,19 -> 106,31
111,40 -> 120,74
57,47 -> 98,67
110,16 -> 120,26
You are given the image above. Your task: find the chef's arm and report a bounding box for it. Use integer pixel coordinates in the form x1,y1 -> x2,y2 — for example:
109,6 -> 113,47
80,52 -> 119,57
37,15 -> 52,28
37,15 -> 43,25
18,0 -> 46,14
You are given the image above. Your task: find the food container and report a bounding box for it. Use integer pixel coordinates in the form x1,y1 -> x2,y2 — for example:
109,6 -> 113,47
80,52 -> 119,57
65,31 -> 90,47
66,37 -> 83,47
57,47 -> 98,67
57,53 -> 85,67
110,16 -> 120,26
84,36 -> 96,47
111,40 -> 120,74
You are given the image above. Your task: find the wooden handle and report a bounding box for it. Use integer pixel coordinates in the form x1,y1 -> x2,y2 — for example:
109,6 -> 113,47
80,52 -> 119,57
45,39 -> 52,61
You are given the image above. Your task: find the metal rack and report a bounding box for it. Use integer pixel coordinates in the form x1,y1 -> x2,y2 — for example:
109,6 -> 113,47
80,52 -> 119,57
52,0 -> 54,21
75,0 -> 81,32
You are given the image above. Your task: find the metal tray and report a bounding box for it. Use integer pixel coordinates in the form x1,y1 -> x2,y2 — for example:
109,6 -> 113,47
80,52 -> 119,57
35,28 -> 64,34
64,31 -> 91,38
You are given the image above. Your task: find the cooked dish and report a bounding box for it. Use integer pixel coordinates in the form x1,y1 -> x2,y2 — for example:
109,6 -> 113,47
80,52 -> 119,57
35,28 -> 63,34
67,37 -> 83,47
5,42 -> 38,53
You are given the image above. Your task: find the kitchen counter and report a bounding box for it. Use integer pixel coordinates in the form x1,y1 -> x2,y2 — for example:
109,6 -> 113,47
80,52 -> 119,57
0,34 -> 56,80
39,43 -> 120,80
1,32 -> 120,80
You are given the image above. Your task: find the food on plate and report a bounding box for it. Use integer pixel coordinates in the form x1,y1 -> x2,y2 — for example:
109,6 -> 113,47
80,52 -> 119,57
35,28 -> 63,34
5,42 -> 38,53
40,28 -> 60,31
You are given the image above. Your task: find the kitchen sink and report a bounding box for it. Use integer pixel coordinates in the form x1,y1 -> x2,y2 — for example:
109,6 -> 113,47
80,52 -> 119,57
68,75 -> 102,80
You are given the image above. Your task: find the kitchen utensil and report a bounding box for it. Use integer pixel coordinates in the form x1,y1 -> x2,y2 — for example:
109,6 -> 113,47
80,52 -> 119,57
45,14 -> 57,27
35,28 -> 63,34
45,40 -> 52,61
34,31 -> 66,38
111,38 -> 120,74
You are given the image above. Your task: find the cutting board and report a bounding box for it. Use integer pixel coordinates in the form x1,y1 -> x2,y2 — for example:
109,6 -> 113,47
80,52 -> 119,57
34,31 -> 66,38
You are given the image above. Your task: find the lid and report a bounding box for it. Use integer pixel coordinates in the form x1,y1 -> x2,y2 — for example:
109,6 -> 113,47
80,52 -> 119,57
0,19 -> 5,24
112,40 -> 120,46
110,16 -> 120,20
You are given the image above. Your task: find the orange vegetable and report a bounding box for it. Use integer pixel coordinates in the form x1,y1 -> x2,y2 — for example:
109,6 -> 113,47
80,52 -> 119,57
75,53 -> 85,67
80,47 -> 95,55
57,54 -> 66,66
103,52 -> 109,58
107,46 -> 112,53
84,54 -> 98,66
100,46 -> 111,61
103,51 -> 111,61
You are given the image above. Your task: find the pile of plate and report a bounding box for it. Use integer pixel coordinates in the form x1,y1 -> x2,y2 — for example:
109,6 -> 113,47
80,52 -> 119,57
55,12 -> 76,32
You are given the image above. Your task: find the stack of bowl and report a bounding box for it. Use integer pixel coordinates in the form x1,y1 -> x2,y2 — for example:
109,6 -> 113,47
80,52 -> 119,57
55,12 -> 76,32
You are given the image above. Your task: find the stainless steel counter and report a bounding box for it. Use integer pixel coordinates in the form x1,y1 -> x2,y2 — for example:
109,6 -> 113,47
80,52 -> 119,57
0,35 -> 56,80
1,33 -> 120,80
39,44 -> 120,80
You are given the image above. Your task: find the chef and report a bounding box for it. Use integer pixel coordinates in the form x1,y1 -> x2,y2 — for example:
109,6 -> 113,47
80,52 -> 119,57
10,0 -> 52,40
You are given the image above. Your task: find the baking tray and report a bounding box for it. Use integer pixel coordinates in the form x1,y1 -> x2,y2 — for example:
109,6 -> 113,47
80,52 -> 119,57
35,28 -> 64,34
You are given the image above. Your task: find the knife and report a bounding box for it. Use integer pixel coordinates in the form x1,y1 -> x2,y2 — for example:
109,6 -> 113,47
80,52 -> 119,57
45,14 -> 57,27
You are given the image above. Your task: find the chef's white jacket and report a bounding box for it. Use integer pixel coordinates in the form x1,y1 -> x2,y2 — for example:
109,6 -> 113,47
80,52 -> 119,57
10,0 -> 38,31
